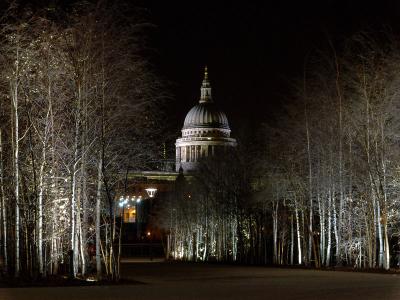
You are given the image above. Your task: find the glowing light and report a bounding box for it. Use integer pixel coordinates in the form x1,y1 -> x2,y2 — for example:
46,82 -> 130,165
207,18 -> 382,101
145,188 -> 157,198
147,231 -> 151,236
86,278 -> 97,282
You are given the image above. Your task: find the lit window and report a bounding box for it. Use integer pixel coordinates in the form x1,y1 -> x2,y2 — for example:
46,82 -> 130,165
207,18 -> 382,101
123,207 -> 136,223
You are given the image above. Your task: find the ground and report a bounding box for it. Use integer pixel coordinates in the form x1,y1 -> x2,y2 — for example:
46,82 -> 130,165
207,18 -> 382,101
1,260 -> 400,299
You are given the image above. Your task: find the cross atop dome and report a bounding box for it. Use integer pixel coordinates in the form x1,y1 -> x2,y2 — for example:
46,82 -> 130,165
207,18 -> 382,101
200,66 -> 212,103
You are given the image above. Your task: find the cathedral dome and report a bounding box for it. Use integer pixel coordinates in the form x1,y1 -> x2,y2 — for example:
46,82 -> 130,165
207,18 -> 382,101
175,66 -> 237,173
183,102 -> 230,130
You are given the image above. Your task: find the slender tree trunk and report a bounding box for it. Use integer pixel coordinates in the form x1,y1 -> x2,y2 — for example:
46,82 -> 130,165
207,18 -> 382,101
290,215 -> 294,265
12,47 -> 20,277
294,196 -> 302,265
70,84 -> 82,277
95,156 -> 102,279
37,154 -> 46,275
376,196 -> 383,268
326,189 -> 332,267
272,202 -> 278,264
318,192 -> 325,266
380,121 -> 389,270
304,101 -> 313,266
333,194 -> 339,265
331,42 -> 344,266
0,129 -> 7,273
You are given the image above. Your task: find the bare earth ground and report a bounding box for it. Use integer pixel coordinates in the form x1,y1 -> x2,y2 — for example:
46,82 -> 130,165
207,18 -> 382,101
1,261 -> 400,300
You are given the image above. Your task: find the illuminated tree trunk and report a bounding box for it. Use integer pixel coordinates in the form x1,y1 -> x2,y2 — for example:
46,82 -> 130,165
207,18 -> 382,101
303,82 -> 313,265
337,73 -> 344,267
290,215 -> 294,265
70,84 -> 82,277
326,189 -> 332,267
294,196 -> 301,265
272,201 -> 278,264
37,148 -> 46,275
318,192 -> 325,266
37,93 -> 52,275
380,121 -> 389,270
376,195 -> 383,268
0,129 -> 7,272
333,194 -> 339,265
11,46 -> 20,277
95,156 -> 102,279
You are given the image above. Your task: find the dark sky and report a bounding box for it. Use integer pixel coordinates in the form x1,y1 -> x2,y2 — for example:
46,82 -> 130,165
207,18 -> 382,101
147,0 -> 400,133
9,0 -> 400,134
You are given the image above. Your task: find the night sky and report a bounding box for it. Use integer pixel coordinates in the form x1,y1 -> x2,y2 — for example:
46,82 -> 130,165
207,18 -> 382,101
147,0 -> 400,134
9,0 -> 400,133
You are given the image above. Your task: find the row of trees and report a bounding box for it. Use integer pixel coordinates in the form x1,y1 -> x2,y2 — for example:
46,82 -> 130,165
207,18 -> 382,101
0,1 -> 164,279
161,154 -> 252,263
259,33 -> 400,269
161,32 -> 400,270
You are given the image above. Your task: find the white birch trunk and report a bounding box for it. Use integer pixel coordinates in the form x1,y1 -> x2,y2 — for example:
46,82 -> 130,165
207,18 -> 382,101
95,156 -> 102,279
318,192 -> 325,266
37,156 -> 46,275
305,109 -> 313,265
326,190 -> 332,267
290,215 -> 294,265
12,47 -> 20,276
294,196 -> 302,265
333,195 -> 339,264
376,197 -> 383,268
272,202 -> 278,264
0,129 -> 7,272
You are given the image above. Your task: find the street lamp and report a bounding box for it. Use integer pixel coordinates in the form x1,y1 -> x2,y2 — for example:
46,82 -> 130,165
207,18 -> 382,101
145,188 -> 157,198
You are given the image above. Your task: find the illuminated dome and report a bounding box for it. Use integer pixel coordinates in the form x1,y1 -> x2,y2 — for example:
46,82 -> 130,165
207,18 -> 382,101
183,103 -> 230,130
175,66 -> 237,173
